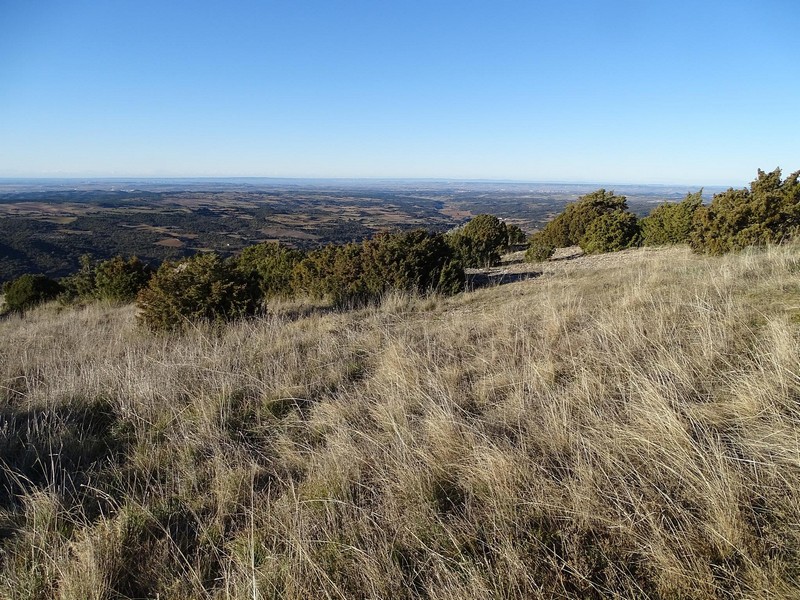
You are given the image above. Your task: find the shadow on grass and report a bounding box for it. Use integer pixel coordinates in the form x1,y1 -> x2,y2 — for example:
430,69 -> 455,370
0,398 -> 127,518
466,270 -> 541,290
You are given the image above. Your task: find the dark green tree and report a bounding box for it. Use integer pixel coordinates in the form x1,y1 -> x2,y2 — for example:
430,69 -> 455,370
505,223 -> 527,248
292,243 -> 369,308
2,274 -> 62,314
690,168 -> 800,255
448,214 -> 509,267
136,253 -> 259,331
95,256 -> 153,302
537,189 -> 628,248
235,242 -> 304,301
58,254 -> 97,303
640,191 -> 703,246
361,229 -> 464,297
524,232 -> 556,263
580,211 -> 641,254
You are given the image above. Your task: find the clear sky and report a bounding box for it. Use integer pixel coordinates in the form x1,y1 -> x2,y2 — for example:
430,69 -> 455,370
1,0 -> 797,185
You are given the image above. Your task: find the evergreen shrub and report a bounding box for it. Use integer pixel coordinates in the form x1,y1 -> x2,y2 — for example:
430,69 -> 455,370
235,242 -> 304,301
293,230 -> 464,307
580,210 -> 641,254
58,255 -> 97,304
505,223 -> 527,248
690,168 -> 800,255
641,191 -> 703,246
95,256 -> 153,302
136,253 -> 258,331
361,229 -> 464,297
536,189 -> 628,249
292,243 -> 368,308
524,233 -> 556,263
448,214 -> 509,267
2,274 -> 62,313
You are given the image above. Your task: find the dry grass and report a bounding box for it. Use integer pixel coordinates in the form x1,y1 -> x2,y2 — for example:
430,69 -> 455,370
1,244 -> 799,599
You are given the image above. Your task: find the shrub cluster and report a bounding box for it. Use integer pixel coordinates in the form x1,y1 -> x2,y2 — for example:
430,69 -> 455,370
59,255 -> 153,304
524,233 -> 555,263
136,253 -> 259,332
95,256 -> 153,302
59,255 -> 96,302
135,229 -> 465,330
523,168 -> 800,261
235,242 -> 304,300
448,214 -> 519,267
690,168 -> 800,255
525,189 -> 640,260
1,273 -> 62,314
536,189 -> 629,249
640,191 -> 703,247
362,229 -> 464,297
505,223 -> 527,248
294,229 -> 464,307
292,243 -> 367,307
580,210 -> 641,254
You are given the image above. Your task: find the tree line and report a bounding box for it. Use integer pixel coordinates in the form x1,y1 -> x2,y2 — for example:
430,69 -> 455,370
1,215 -> 522,329
3,168 -> 797,330
525,167 -> 799,261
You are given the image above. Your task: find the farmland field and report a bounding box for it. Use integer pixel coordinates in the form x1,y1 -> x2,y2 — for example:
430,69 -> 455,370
0,178 -> 719,281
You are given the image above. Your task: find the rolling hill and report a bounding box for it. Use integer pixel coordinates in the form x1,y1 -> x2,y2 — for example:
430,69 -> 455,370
1,243 -> 798,599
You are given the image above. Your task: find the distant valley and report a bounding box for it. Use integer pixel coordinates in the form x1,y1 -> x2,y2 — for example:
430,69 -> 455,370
0,178 -> 723,282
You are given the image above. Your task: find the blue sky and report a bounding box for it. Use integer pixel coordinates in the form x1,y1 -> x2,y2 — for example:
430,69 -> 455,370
1,0 -> 797,184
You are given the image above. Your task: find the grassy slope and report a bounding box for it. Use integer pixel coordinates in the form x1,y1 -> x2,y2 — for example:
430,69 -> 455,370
1,245 -> 799,599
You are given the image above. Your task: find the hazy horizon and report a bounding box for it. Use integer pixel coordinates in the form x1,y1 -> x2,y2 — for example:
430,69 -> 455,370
0,175 -> 739,190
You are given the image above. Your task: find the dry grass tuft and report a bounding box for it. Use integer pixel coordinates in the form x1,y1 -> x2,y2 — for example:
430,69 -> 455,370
1,245 -> 799,598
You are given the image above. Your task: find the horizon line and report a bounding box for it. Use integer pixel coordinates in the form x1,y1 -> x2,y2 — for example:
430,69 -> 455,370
0,175 -> 738,188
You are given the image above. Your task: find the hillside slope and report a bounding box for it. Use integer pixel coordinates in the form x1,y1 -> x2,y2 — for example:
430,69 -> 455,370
1,245 -> 799,599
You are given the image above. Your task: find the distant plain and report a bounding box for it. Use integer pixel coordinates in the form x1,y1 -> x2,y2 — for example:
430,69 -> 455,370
0,179 -> 723,282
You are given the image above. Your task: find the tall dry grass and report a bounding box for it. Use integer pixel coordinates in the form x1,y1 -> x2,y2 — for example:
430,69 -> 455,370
0,244 -> 799,599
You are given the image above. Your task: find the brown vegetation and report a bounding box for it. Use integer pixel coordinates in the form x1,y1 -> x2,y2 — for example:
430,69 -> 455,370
154,238 -> 186,248
1,244 -> 799,598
